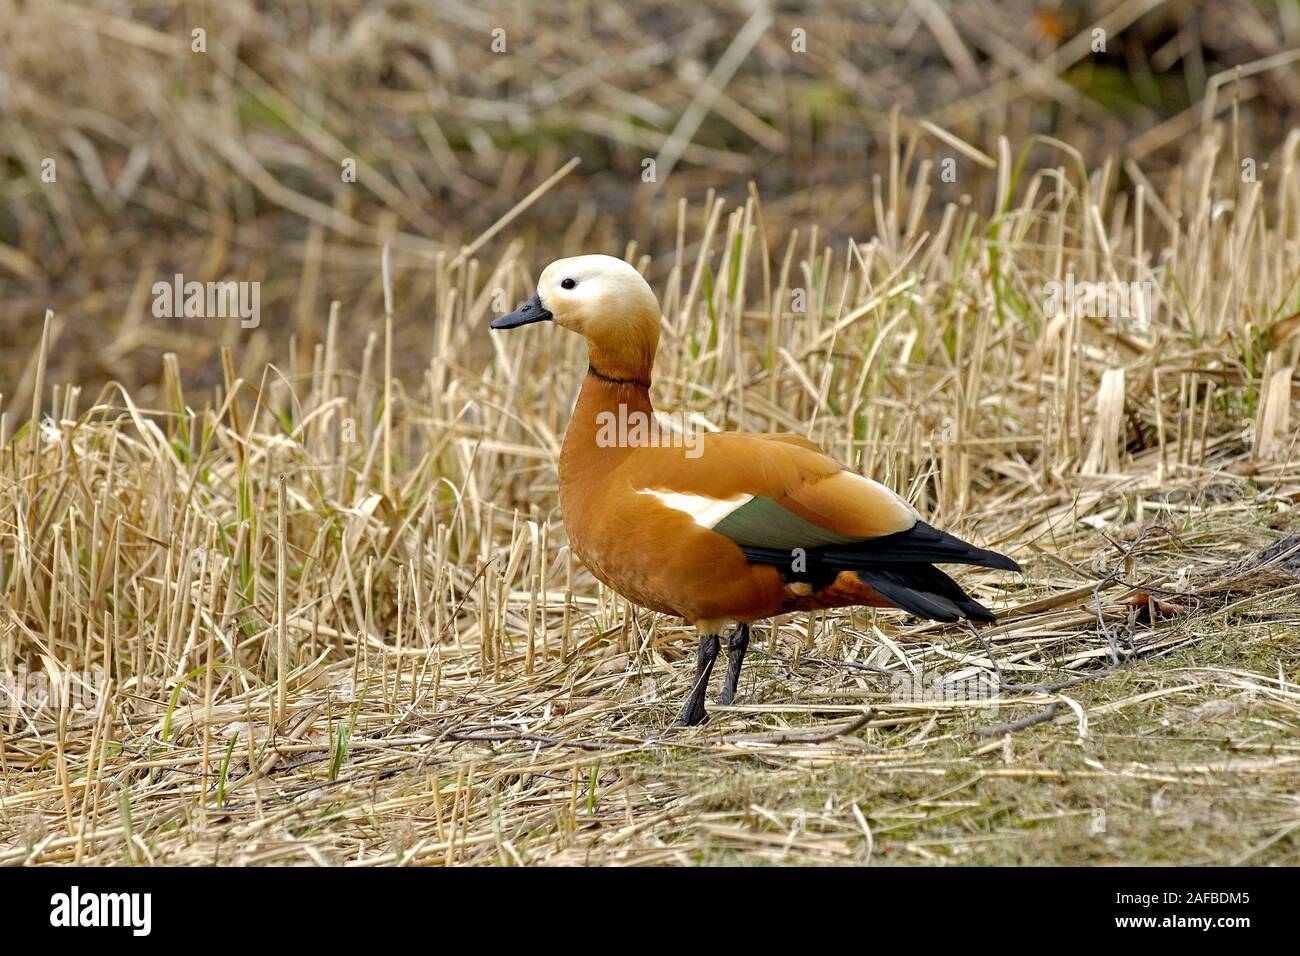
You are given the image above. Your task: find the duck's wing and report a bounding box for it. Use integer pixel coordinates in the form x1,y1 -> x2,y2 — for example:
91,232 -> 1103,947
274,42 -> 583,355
622,431 -> 918,545
623,433 -> 1019,622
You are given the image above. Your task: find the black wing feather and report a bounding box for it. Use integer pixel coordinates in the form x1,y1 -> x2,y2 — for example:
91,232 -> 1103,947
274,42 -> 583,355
739,521 -> 1016,624
825,521 -> 1020,571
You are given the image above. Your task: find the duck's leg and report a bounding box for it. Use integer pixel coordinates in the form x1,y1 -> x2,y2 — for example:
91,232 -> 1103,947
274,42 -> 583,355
716,623 -> 750,706
675,632 -> 720,726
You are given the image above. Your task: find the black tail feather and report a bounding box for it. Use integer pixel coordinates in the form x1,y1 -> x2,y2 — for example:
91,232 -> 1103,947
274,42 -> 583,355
739,521 -> 1017,624
856,565 -> 998,623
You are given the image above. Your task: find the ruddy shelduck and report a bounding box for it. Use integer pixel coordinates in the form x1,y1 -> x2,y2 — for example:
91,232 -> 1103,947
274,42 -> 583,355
493,254 -> 1020,726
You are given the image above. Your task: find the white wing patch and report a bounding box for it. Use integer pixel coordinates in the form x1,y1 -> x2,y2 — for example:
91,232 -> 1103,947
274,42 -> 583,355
637,489 -> 753,529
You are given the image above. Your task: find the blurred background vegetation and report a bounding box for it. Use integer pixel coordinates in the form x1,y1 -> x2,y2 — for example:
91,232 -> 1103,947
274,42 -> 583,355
2,0 -> 1298,410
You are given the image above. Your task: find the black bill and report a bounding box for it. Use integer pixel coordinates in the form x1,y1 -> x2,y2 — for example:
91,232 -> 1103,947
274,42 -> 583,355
490,292 -> 552,329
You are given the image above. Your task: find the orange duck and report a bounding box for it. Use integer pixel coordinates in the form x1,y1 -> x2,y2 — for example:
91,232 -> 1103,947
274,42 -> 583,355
493,255 -> 1020,726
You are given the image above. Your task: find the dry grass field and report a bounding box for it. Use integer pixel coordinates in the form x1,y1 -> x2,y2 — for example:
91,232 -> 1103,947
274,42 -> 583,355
3,1 -> 1300,866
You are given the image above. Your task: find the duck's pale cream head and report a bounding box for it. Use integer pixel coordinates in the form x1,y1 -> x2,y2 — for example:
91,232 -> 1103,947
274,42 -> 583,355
491,254 -> 660,383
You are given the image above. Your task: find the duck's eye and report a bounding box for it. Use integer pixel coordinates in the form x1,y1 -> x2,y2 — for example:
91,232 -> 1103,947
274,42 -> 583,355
560,277 -> 577,290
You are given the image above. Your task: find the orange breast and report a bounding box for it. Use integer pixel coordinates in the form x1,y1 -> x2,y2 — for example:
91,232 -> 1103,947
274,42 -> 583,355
562,477 -> 788,622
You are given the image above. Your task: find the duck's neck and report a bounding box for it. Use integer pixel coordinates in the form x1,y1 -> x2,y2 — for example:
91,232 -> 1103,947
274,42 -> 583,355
559,367 -> 655,491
